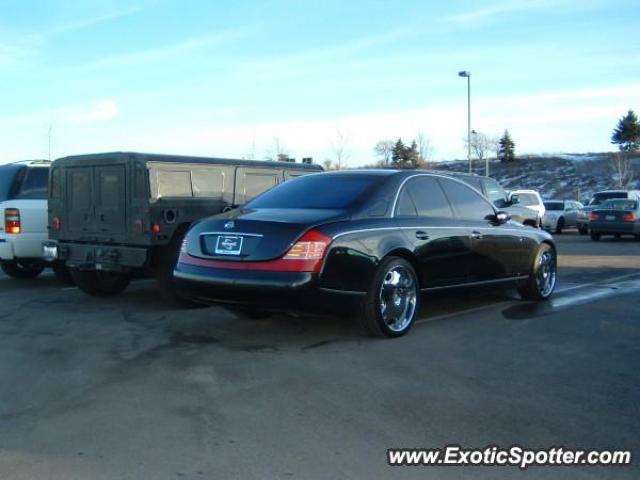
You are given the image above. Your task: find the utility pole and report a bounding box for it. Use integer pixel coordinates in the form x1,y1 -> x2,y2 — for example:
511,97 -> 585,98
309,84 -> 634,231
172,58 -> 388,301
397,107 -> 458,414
458,71 -> 471,173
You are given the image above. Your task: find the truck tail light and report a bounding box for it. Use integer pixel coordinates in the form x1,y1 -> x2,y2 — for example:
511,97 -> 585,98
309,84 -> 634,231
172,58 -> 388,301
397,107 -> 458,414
623,212 -> 636,222
5,208 -> 21,234
283,229 -> 332,272
589,212 -> 599,221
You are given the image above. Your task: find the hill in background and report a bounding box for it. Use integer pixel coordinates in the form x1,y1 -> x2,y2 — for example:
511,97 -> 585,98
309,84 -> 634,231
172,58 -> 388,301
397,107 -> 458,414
432,153 -> 640,202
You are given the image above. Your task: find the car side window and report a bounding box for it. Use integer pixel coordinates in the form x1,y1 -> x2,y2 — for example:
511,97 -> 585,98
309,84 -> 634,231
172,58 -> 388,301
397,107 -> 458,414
396,188 -> 418,216
481,178 -> 507,207
440,178 -> 495,221
396,177 -> 454,218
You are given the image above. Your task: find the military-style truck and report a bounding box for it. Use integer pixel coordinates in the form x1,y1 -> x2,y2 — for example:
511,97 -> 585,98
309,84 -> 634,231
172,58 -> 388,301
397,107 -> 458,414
44,152 -> 322,303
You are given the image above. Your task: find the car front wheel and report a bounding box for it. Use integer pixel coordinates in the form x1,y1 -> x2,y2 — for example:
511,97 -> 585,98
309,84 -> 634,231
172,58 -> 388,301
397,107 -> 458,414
1,260 -> 45,279
590,232 -> 601,241
518,243 -> 557,301
358,256 -> 420,338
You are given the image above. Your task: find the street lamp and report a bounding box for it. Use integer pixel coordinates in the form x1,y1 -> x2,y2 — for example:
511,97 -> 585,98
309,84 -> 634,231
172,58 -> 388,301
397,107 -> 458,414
458,70 -> 471,173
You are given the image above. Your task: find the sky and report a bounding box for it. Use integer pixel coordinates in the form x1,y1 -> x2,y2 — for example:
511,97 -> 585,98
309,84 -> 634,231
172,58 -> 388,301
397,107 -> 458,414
0,0 -> 639,166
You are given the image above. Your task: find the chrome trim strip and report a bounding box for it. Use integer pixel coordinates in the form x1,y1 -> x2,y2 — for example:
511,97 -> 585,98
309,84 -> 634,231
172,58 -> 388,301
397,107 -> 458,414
332,225 -> 528,240
199,231 -> 264,238
421,275 -> 529,292
319,287 -> 367,296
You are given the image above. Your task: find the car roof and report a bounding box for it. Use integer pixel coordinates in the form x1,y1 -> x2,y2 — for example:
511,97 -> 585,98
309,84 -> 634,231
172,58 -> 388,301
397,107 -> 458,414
1,159 -> 50,168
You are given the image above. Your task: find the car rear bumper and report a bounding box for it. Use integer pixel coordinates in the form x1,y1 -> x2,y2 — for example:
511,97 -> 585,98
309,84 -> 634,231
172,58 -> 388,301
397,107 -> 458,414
173,262 -> 361,314
590,222 -> 640,234
58,242 -> 149,271
0,232 -> 48,260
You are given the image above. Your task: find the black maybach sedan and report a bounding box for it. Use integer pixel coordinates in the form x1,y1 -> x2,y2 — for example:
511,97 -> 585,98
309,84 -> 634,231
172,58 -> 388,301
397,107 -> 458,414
174,170 -> 557,337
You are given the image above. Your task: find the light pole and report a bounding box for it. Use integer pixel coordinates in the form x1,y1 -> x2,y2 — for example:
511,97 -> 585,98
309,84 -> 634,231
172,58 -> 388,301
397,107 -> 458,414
458,70 -> 471,173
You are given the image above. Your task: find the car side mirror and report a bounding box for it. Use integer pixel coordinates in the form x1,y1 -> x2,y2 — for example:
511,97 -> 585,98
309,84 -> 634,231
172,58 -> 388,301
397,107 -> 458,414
495,211 -> 511,224
509,193 -> 520,205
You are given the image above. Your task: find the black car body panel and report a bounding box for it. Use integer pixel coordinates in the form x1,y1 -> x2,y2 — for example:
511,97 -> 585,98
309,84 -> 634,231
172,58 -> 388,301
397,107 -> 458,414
175,170 -> 554,312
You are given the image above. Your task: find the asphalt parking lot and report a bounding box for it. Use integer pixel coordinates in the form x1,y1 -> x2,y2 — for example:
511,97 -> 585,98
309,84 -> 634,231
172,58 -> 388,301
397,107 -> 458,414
1,232 -> 639,479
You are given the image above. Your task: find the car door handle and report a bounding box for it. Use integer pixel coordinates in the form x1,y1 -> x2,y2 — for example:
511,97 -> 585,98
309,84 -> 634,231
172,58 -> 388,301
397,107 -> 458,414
415,230 -> 429,240
471,230 -> 483,240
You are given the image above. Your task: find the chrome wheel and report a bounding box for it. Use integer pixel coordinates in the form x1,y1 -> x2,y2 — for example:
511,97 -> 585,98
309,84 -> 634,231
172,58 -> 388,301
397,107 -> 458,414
535,250 -> 556,297
378,265 -> 418,333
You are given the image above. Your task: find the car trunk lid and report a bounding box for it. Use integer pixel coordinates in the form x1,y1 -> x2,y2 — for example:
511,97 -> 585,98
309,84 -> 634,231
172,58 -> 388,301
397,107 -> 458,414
187,208 -> 348,261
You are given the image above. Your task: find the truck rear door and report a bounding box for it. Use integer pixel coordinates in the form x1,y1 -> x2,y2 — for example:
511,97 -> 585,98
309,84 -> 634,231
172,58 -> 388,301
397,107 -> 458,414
66,167 -> 95,234
95,165 -> 126,236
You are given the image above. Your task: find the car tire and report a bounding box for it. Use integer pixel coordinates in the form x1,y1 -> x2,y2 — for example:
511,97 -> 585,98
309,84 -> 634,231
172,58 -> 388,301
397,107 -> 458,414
518,243 -> 557,301
358,256 -> 420,338
635,235 -> 640,241
614,234 -> 622,239
578,226 -> 588,235
52,261 -> 75,285
156,233 -> 205,308
0,260 -> 45,279
590,232 -> 601,241
555,217 -> 564,234
70,269 -> 132,296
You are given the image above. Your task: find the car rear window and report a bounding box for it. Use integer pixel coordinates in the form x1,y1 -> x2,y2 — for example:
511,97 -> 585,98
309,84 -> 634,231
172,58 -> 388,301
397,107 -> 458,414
247,174 -> 379,209
544,201 -> 564,211
14,167 -> 49,199
599,199 -> 638,210
518,193 -> 540,206
0,166 -> 18,201
589,192 -> 627,206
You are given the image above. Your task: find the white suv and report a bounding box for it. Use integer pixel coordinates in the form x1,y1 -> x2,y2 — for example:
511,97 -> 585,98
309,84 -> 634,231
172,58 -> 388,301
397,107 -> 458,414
511,189 -> 545,227
0,160 -> 59,279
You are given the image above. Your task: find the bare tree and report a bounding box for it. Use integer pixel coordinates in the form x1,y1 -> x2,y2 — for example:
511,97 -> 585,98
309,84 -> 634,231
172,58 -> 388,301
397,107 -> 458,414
415,132 -> 434,165
265,137 -> 290,161
464,131 -> 493,162
322,159 -> 334,171
609,152 -> 635,189
374,139 -> 395,166
330,131 -> 350,170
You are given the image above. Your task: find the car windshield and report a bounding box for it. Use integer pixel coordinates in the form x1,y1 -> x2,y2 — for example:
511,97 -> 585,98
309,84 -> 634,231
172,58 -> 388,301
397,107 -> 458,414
544,201 -> 564,211
589,192 -> 627,206
599,199 -> 638,210
247,174 -> 381,209
518,193 -> 540,206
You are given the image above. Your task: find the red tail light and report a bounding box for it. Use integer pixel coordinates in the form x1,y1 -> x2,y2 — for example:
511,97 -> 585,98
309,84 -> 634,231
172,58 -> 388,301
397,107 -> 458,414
52,216 -> 61,231
623,212 -> 636,222
283,229 -> 332,272
589,212 -> 599,221
5,208 -> 21,234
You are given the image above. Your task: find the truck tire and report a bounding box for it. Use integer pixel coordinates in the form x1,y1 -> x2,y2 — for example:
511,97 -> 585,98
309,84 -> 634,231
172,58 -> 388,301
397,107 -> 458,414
156,233 -> 204,308
1,260 -> 45,279
52,261 -> 75,285
70,269 -> 131,296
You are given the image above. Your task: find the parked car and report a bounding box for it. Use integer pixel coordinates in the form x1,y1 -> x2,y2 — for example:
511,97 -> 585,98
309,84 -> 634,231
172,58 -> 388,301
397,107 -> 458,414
511,189 -> 545,223
44,152 -> 322,303
451,174 -> 540,227
0,160 -> 70,281
589,199 -> 640,241
174,170 -> 557,338
577,190 -> 640,235
542,199 -> 583,233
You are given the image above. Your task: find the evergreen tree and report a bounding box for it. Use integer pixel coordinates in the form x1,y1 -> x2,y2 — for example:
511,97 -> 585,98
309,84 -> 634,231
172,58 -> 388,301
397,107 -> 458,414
498,130 -> 516,162
406,140 -> 420,168
391,138 -> 406,167
611,110 -> 640,152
